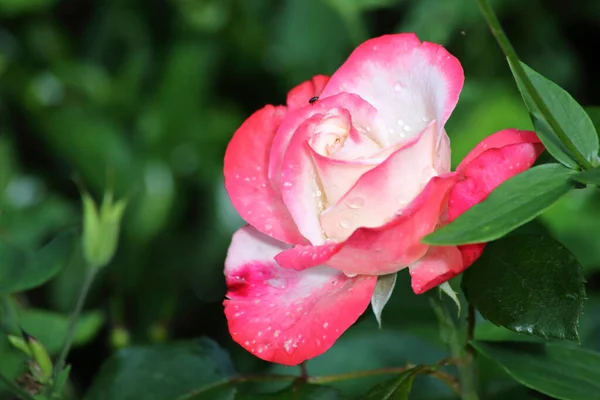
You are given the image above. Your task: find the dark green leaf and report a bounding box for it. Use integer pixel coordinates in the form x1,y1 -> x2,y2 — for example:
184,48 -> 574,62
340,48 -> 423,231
586,107 -> 600,134
84,339 -> 236,400
0,231 -> 76,294
424,164 -> 575,245
509,61 -> 599,168
237,384 -> 345,400
573,167 -> 600,186
472,341 -> 600,400
359,366 -> 428,400
462,235 -> 585,341
18,309 -> 105,354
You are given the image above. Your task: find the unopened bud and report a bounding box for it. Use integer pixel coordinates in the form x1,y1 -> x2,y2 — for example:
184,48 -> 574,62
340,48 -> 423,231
9,332 -> 53,384
82,191 -> 127,269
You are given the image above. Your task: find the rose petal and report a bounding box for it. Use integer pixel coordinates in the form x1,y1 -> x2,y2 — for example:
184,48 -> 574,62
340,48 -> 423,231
319,121 -> 449,241
408,245 -> 463,294
280,116 -> 329,245
224,226 -> 377,366
270,93 -> 385,191
448,129 -> 545,267
286,75 -> 330,110
456,129 -> 542,174
309,149 -> 379,206
275,174 -> 459,275
320,33 -> 464,146
278,94 -> 385,244
224,105 -> 306,244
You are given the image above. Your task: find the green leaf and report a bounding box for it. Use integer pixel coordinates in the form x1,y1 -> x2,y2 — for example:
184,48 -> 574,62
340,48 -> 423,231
236,384 -> 345,400
424,164 -> 575,245
509,61 -> 599,168
0,231 -> 76,294
84,339 -> 236,400
472,341 -> 600,400
573,167 -> 600,186
462,235 -> 585,341
359,366 -> 428,400
0,0 -> 59,16
371,273 -> 397,329
586,106 -> 600,134
19,309 -> 105,354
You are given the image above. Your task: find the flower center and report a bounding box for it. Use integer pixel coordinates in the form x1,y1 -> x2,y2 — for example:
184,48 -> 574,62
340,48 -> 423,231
309,111 -> 350,157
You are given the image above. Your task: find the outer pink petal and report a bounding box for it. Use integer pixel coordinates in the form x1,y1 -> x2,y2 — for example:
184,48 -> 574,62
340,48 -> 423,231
320,33 -> 464,146
448,129 -> 545,267
408,246 -> 463,294
275,174 -> 459,275
319,121 -> 448,241
456,129 -> 542,174
286,75 -> 330,110
224,105 -> 306,244
224,226 -> 377,366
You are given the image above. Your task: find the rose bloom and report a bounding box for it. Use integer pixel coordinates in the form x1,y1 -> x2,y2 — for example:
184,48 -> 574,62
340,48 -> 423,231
223,33 -> 544,366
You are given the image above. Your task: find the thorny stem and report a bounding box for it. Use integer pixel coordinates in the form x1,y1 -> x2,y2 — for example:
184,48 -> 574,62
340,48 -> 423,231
0,371 -> 36,400
475,0 -> 593,170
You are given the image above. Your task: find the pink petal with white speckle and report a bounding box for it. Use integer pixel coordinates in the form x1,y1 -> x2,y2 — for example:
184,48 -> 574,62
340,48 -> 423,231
224,226 -> 377,366
275,174 -> 459,275
448,129 -> 544,267
224,105 -> 306,243
224,105 -> 306,245
320,33 -> 464,146
319,121 -> 448,242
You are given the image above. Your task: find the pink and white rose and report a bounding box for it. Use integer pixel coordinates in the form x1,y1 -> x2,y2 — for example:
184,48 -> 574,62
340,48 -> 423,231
222,33 -> 544,366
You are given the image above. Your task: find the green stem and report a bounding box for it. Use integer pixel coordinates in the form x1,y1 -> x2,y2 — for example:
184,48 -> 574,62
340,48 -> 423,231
177,360 -> 460,400
54,268 -> 97,375
0,371 -> 36,400
458,304 -> 479,400
475,0 -> 593,170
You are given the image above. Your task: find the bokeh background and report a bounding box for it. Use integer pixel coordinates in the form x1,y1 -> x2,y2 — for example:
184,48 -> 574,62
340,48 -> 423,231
1,0 -> 600,398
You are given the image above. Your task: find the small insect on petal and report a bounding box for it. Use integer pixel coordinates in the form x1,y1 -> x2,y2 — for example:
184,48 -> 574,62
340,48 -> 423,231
309,96 -> 319,105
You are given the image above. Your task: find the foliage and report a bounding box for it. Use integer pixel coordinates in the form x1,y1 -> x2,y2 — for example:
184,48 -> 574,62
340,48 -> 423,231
1,0 -> 600,399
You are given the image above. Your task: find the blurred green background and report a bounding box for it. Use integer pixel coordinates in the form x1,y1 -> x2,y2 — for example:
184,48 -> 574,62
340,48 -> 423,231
1,0 -> 600,398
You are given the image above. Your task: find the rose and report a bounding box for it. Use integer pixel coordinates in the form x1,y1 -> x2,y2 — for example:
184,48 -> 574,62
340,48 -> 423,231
223,33 -> 544,366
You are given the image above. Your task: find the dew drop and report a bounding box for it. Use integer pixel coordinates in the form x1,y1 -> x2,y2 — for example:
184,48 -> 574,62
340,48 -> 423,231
403,125 -> 412,132
344,272 -> 358,278
339,219 -> 350,229
396,119 -> 404,126
345,197 -> 364,209
284,339 -> 294,354
283,182 -> 292,188
422,116 -> 429,122
393,83 -> 402,91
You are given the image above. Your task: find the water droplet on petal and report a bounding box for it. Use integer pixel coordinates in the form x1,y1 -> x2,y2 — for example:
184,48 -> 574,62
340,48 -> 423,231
339,219 -> 350,229
344,271 -> 358,278
345,197 -> 364,209
284,339 -> 294,354
394,83 -> 402,91
422,116 -> 429,122
403,125 -> 412,132
396,119 -> 404,126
